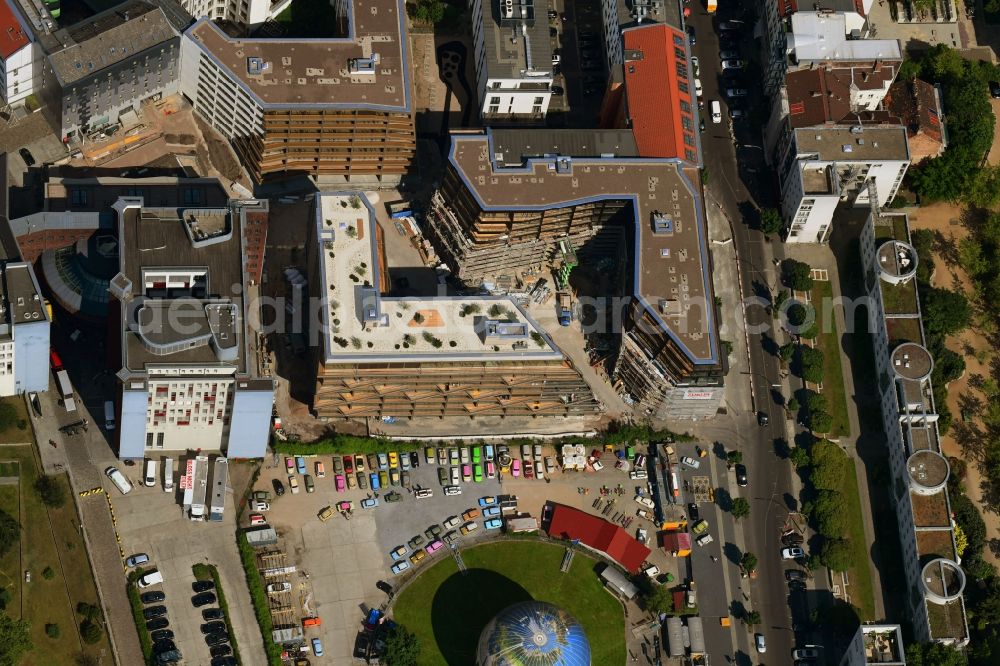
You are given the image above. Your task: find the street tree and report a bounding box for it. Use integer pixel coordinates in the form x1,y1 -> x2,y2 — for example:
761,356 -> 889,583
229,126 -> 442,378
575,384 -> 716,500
782,259 -> 814,292
905,641 -> 968,666
760,208 -> 783,236
639,581 -> 673,614
382,624 -> 421,666
821,538 -> 853,572
742,610 -> 762,626
0,509 -> 19,558
726,450 -> 743,467
35,475 -> 66,508
740,551 -> 758,574
796,347 -> 825,384
731,497 -> 750,521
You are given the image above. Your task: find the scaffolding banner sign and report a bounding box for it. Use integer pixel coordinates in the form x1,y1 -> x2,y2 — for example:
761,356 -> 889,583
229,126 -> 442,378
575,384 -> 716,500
180,459 -> 195,490
682,390 -> 716,400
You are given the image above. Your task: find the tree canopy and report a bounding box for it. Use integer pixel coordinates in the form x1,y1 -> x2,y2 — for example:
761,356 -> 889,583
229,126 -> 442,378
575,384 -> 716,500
382,624 -> 421,666
906,641 -> 968,666
0,509 -> 19,558
0,615 -> 32,666
782,259 -> 814,292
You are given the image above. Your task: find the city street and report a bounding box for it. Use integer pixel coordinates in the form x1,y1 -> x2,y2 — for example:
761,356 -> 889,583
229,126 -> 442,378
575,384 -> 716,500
683,3 -> 803,662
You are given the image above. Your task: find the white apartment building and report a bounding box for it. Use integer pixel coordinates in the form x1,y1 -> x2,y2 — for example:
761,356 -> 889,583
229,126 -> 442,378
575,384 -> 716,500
471,0 -> 553,119
178,0 -> 298,25
0,262 -> 50,397
780,126 -> 909,243
839,625 -> 906,666
0,0 -> 37,105
860,211 -> 968,646
179,34 -> 264,142
110,197 -> 273,460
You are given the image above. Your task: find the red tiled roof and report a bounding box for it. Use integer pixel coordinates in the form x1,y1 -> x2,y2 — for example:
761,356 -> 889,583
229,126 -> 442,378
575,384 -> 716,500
0,2 -> 28,60
622,24 -> 696,162
546,503 -> 651,573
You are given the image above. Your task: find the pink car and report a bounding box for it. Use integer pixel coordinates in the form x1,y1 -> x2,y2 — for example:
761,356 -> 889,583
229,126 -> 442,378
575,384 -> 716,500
335,474 -> 346,492
426,539 -> 444,554
511,459 -> 521,478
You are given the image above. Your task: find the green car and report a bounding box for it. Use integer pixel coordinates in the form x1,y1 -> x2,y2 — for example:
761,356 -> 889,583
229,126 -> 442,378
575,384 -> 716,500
408,535 -> 425,549
425,524 -> 443,540
473,464 -> 483,483
304,474 -> 315,493
379,470 -> 388,488
472,446 -> 481,464
385,491 -> 402,503
438,467 -> 449,486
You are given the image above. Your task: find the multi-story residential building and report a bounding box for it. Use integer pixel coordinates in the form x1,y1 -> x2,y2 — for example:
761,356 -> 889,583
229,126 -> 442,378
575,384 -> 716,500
0,259 -> 49,396
179,0 -> 415,184
885,78 -> 946,164
760,1 -> 874,97
599,0 -> 679,67
0,0 -> 37,105
839,624 -> 906,666
779,125 -> 909,243
178,0 -> 292,25
426,128 -> 724,419
470,0 -> 553,120
109,196 -> 273,460
762,11 -> 902,162
309,191 -> 598,419
860,210 -> 968,646
44,1 -> 180,141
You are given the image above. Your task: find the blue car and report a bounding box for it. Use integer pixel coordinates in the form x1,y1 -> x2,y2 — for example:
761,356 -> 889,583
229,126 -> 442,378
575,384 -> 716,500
370,472 -> 380,490
483,506 -> 501,517
485,444 -> 495,460
295,456 -> 307,475
312,637 -> 324,656
484,518 -> 503,530
478,496 -> 497,508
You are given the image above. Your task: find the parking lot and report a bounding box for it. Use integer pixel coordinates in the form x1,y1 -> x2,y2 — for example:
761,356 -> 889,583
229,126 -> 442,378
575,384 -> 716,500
111,468 -> 265,665
253,441 -> 695,663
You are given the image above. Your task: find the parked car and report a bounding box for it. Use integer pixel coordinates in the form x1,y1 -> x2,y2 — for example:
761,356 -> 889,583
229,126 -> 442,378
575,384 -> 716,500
344,455 -> 354,475
755,633 -> 767,653
288,475 -> 299,494
201,621 -> 226,634
143,605 -> 168,620
390,545 -> 408,561
735,464 -> 748,487
721,59 -> 744,70
203,608 -> 224,620
438,468 -> 449,485
726,88 -> 748,98
370,472 -> 380,490
719,50 -> 740,60
782,547 -> 806,560
126,553 -> 149,568
400,453 -> 410,471
479,496 -> 497,507
449,448 -> 460,465
410,451 -> 420,468
18,148 -> 35,167
444,485 -> 462,496
312,638 -> 324,657
688,502 -> 700,522
210,644 -> 232,658
141,591 -> 166,604
991,81 -> 1000,99
681,456 -> 701,469
785,569 -> 807,582
484,518 -> 503,530
335,474 -> 346,492
460,521 -> 479,535
146,617 -> 169,630
357,472 -> 368,490
687,25 -> 696,45
389,451 -> 399,468
443,515 -> 461,530
361,497 -> 379,509
691,55 -> 700,76
271,479 -> 285,496
267,582 -> 291,594
285,457 -> 295,473
551,85 -> 564,96
295,456 -> 307,475
304,475 -> 315,493
205,632 -> 229,646
450,466 -> 460,485
376,453 -> 388,470
438,448 -> 448,465
151,629 -> 174,642
192,592 -> 217,607
391,560 -> 410,574
695,78 -> 703,97
793,648 -> 821,659
193,580 -> 215,593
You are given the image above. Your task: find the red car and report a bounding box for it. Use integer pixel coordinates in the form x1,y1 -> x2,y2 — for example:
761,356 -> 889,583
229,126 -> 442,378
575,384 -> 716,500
524,461 -> 534,479
344,456 -> 354,475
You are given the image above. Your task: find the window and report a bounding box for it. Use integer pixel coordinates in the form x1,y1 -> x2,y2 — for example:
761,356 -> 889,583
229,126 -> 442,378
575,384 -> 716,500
676,64 -> 687,79
488,105 -> 499,115
678,81 -> 688,94
534,97 -> 543,104
673,34 -> 684,46
680,101 -> 692,114
674,47 -> 685,59
681,117 -> 693,132
532,105 -> 542,114
70,189 -> 89,206
490,96 -> 500,104
183,188 -> 202,205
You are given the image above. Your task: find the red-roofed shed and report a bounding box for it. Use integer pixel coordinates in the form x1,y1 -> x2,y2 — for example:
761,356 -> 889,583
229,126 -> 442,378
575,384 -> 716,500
622,24 -> 697,163
0,2 -> 29,60
546,503 -> 652,573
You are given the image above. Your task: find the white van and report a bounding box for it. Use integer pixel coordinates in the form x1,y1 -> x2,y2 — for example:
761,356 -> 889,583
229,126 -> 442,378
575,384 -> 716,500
104,401 -> 116,431
137,570 -> 163,588
710,100 -> 722,124
163,457 -> 174,492
144,460 -> 158,487
105,466 -> 132,495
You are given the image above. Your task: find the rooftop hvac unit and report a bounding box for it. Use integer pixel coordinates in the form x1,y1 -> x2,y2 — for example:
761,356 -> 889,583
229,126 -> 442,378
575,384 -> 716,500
502,0 -> 514,19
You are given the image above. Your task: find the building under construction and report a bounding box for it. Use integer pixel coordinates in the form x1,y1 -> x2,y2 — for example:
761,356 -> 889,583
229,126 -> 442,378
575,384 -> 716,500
179,0 -> 415,184
308,192 -> 599,419
425,130 -> 725,419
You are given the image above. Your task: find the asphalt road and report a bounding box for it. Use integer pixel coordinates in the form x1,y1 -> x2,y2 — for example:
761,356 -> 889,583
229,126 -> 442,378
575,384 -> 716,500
684,4 -> 806,663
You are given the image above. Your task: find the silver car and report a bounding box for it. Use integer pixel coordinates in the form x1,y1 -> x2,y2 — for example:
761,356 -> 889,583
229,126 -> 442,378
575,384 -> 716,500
726,88 -> 748,98
721,59 -> 744,70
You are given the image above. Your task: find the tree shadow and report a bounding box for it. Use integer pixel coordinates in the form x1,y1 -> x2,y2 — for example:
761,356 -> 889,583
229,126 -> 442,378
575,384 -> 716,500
431,569 -> 532,665
773,437 -> 790,459
723,541 -> 742,566
716,487 -> 733,512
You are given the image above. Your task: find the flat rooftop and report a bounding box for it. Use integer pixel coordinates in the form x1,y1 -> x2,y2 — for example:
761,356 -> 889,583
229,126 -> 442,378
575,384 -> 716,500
316,193 -> 565,364
611,0 -> 682,33
861,625 -> 905,665
481,0 -> 552,81
794,126 -> 909,162
447,131 -> 718,365
790,12 -> 901,62
800,164 -> 835,194
118,203 -> 249,372
48,2 -> 178,86
185,0 -> 410,111
492,129 -> 638,164
0,263 -> 46,339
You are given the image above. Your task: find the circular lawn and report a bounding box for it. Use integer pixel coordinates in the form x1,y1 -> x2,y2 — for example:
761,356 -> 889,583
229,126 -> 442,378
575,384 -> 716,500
392,540 -> 626,665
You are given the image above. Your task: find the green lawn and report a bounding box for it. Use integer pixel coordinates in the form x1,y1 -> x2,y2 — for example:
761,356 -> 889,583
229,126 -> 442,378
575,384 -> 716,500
839,457 -> 877,621
393,540 -> 625,666
811,281 -> 851,439
0,398 -> 32,444
0,445 -> 112,665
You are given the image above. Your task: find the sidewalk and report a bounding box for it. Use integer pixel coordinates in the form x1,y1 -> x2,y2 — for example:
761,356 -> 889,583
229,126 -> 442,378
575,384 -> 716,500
779,243 -> 887,620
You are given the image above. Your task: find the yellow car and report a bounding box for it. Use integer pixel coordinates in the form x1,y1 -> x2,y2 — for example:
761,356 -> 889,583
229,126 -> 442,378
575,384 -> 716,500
409,549 -> 427,565
318,506 -> 334,522
388,451 -> 398,468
